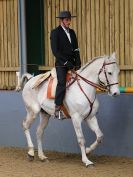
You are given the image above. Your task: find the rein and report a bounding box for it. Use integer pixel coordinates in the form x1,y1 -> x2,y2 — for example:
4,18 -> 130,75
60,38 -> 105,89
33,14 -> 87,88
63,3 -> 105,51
67,61 -> 118,118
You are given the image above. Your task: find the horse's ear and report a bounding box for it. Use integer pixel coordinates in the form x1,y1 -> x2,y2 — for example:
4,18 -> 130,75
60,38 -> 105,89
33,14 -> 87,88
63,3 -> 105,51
108,52 -> 116,62
110,52 -> 116,59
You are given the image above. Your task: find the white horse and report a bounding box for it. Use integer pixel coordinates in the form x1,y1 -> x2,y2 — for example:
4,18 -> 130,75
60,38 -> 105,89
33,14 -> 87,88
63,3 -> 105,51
18,52 -> 120,166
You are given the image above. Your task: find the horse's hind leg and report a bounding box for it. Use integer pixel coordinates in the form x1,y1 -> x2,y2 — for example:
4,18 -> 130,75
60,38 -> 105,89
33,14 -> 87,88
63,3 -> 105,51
36,110 -> 50,161
22,105 -> 40,160
85,116 -> 103,154
71,113 -> 94,166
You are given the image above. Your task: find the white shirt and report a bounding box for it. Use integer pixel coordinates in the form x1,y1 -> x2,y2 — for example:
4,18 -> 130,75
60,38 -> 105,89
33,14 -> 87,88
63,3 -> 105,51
61,25 -> 71,43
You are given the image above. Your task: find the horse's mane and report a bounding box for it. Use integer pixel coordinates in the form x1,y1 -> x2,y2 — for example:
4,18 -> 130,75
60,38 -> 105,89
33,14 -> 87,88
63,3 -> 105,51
79,55 -> 108,72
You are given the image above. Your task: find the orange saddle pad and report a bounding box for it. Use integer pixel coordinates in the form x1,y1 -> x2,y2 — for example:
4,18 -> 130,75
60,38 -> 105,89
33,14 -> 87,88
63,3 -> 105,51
47,71 -> 72,118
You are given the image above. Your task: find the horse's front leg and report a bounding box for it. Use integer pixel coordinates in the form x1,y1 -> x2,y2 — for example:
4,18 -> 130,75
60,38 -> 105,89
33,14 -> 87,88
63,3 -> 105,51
71,113 -> 94,166
85,116 -> 103,154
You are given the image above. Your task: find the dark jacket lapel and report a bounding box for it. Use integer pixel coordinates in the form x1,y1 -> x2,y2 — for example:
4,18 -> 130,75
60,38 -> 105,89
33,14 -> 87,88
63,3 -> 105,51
58,26 -> 72,45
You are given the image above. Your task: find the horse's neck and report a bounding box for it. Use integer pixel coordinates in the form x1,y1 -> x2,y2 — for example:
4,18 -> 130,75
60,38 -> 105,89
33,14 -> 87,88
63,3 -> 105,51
80,57 -> 105,84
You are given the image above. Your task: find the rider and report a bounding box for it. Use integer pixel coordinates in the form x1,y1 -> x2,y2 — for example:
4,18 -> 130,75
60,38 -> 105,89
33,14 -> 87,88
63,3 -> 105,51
50,11 -> 81,119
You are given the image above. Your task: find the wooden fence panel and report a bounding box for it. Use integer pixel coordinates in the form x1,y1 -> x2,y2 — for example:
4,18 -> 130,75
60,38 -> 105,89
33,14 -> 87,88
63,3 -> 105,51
125,0 -> 130,86
95,0 -> 100,57
44,0 -> 133,87
0,0 -> 19,89
100,0 -> 105,55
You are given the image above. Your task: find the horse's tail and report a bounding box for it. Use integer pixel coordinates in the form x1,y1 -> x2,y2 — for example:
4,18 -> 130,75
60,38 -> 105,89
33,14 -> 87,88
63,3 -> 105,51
16,72 -> 33,91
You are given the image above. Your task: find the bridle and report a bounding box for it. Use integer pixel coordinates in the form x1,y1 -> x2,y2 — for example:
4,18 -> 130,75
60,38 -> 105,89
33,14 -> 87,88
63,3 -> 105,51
68,61 -> 119,118
98,61 -> 119,92
71,61 -> 118,92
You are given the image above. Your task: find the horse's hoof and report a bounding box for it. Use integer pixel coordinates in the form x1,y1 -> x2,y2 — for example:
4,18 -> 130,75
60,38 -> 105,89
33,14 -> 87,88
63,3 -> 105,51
86,163 -> 95,168
27,153 -> 34,161
39,156 -> 49,162
84,160 -> 94,167
41,158 -> 49,163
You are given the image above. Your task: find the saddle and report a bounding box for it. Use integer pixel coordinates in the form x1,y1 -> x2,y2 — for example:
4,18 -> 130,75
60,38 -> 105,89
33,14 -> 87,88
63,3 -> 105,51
32,68 -> 72,92
47,68 -> 72,99
32,68 -> 74,118
32,71 -> 51,88
47,69 -> 73,118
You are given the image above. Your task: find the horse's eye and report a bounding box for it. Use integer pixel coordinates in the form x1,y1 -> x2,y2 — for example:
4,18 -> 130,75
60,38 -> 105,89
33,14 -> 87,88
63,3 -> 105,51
108,72 -> 112,75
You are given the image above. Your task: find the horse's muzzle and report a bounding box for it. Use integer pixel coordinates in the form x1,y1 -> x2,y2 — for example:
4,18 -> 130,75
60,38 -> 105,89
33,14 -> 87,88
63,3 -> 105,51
108,87 -> 120,96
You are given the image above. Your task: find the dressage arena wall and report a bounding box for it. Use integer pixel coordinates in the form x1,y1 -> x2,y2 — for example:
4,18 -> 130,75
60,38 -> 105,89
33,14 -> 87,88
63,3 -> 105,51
0,0 -> 133,89
0,91 -> 133,157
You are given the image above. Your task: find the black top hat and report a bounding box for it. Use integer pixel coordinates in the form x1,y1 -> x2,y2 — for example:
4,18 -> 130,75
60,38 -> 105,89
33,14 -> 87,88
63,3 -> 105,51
56,11 -> 76,18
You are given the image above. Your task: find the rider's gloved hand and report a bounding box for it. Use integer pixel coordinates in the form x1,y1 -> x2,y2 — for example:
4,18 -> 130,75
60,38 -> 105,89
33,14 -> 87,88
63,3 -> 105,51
75,65 -> 81,70
64,61 -> 74,70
